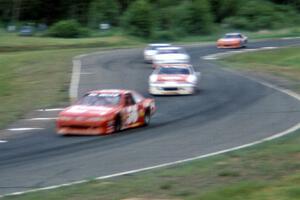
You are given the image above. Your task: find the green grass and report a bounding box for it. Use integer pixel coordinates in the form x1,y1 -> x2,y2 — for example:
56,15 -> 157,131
220,46 -> 300,93
0,48 -> 108,128
0,30 -> 143,52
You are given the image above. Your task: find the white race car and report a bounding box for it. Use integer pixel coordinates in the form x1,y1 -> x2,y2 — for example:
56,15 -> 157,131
149,64 -> 200,95
152,47 -> 190,68
143,43 -> 171,63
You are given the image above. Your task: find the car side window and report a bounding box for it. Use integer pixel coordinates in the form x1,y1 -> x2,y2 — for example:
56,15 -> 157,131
125,93 -> 135,106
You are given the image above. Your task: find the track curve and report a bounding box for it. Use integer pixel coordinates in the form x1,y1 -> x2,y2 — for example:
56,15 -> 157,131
0,39 -> 300,195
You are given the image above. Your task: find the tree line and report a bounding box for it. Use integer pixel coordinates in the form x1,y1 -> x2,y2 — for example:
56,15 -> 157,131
0,0 -> 299,38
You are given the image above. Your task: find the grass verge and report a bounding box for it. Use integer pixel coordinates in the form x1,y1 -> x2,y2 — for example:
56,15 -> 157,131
220,46 -> 300,93
0,48 -> 110,129
2,47 -> 300,200
0,30 -> 143,52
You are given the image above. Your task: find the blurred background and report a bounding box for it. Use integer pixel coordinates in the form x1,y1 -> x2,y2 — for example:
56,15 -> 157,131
0,0 -> 299,39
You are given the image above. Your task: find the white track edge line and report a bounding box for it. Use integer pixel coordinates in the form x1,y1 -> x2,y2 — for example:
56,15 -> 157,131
223,68 -> 300,102
201,47 -> 277,60
2,41 -> 300,198
0,140 -> 7,143
281,36 -> 300,40
25,118 -> 57,121
36,108 -> 64,112
69,59 -> 81,102
7,128 -> 44,131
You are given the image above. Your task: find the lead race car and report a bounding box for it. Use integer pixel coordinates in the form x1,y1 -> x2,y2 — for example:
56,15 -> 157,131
149,64 -> 200,95
217,33 -> 248,48
56,90 -> 156,135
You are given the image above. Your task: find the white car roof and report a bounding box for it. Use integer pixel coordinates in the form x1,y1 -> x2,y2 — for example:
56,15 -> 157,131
157,46 -> 183,50
157,63 -> 192,68
148,43 -> 171,47
225,33 -> 242,36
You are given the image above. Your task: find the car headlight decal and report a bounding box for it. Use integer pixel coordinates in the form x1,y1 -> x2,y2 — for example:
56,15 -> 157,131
59,116 -> 73,121
149,75 -> 158,83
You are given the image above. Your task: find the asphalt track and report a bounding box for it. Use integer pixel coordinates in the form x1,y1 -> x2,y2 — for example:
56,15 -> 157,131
0,39 -> 300,196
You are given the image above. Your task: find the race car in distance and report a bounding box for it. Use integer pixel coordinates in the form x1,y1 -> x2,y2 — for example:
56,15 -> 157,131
56,89 -> 156,135
152,47 -> 190,68
143,43 -> 171,63
149,64 -> 200,95
217,33 -> 248,48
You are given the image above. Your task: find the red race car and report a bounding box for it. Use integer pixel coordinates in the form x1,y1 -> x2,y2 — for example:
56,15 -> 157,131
56,89 -> 156,135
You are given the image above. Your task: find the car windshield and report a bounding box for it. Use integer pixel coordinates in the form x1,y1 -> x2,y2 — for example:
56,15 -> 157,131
77,93 -> 120,106
157,49 -> 184,54
158,67 -> 190,75
148,45 -> 169,50
224,34 -> 241,39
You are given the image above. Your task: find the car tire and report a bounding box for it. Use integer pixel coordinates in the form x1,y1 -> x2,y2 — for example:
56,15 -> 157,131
242,40 -> 247,48
114,115 -> 122,133
144,109 -> 151,126
192,87 -> 199,95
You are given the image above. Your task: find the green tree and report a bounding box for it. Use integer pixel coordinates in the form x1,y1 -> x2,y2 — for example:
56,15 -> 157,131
210,0 -> 241,23
176,0 -> 214,35
0,0 -> 13,23
122,0 -> 154,38
224,0 -> 299,30
271,0 -> 300,11
88,0 -> 120,28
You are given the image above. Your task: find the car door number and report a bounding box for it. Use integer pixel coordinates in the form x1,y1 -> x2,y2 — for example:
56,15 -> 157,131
125,105 -> 138,125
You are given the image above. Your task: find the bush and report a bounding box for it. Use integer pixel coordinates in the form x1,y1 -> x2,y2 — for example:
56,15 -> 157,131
151,31 -> 176,42
47,20 -> 90,38
122,0 -> 154,38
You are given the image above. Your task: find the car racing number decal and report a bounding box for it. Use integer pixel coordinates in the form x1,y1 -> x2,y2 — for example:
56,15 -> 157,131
125,105 -> 138,125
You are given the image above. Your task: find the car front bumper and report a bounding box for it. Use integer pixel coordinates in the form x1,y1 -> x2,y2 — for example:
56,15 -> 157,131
56,119 -> 114,135
217,42 -> 243,49
149,83 -> 196,95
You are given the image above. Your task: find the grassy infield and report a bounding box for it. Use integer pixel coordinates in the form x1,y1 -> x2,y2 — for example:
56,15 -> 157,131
1,30 -> 300,199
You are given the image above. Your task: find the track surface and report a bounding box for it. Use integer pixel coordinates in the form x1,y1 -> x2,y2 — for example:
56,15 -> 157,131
0,39 -> 300,195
